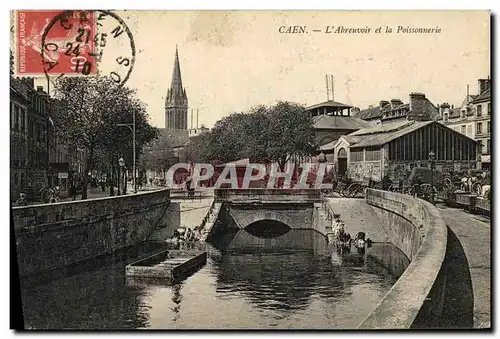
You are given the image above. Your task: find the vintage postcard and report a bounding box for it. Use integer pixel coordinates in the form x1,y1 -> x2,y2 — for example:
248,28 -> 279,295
10,10 -> 491,330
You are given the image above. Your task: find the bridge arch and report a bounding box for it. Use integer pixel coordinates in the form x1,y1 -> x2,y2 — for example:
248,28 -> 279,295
244,219 -> 292,238
228,207 -> 313,231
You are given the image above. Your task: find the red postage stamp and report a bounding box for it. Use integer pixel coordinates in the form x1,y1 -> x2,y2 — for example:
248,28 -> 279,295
15,10 -> 97,76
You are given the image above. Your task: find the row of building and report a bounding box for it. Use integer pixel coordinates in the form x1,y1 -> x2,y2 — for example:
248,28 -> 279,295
10,77 -> 86,200
309,77 -> 491,182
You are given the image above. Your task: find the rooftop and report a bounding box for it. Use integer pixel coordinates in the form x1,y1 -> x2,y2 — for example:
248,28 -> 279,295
306,100 -> 353,111
348,120 -> 434,148
471,88 -> 491,103
312,114 -> 374,130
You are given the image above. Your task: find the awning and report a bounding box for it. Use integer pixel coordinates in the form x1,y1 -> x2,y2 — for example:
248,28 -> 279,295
481,155 -> 490,163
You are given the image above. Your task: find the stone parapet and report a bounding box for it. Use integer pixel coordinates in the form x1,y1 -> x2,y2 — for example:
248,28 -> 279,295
12,189 -> 173,277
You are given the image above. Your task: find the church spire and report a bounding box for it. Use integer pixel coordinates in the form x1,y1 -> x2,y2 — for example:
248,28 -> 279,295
165,45 -> 188,130
170,45 -> 184,100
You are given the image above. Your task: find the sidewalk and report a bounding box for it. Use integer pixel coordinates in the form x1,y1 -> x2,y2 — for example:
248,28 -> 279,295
436,204 -> 491,328
57,185 -> 163,203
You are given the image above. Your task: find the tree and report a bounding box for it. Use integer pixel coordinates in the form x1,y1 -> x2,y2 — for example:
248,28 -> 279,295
184,132 -> 212,163
202,101 -> 316,169
51,76 -> 158,199
141,136 -> 180,178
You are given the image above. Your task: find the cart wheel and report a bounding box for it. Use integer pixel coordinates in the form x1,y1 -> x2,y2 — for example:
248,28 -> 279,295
420,184 -> 436,195
354,186 -> 365,198
40,188 -> 50,204
347,183 -> 361,198
340,186 -> 348,197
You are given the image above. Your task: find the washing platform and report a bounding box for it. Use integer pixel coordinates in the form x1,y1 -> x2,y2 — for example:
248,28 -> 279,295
125,248 -> 207,282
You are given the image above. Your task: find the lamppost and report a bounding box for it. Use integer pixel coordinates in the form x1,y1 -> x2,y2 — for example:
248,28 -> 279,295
428,150 -> 435,204
118,157 -> 125,196
117,115 -> 137,193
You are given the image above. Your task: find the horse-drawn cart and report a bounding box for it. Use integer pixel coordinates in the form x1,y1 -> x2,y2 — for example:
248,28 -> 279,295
343,177 -> 381,198
405,167 -> 445,203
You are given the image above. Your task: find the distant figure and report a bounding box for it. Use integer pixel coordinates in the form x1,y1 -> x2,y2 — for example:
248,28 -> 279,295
15,193 -> 27,207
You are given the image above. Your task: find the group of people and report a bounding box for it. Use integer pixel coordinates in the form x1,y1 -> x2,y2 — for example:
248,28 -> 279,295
165,226 -> 205,247
331,217 -> 372,253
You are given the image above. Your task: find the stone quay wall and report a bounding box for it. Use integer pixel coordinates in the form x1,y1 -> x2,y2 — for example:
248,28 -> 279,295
358,189 -> 473,329
12,189 -> 173,278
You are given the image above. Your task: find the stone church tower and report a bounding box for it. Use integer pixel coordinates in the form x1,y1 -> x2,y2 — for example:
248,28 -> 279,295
165,46 -> 188,130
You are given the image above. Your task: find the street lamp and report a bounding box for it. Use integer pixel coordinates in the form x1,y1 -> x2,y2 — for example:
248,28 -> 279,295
117,114 -> 137,194
428,150 -> 436,204
118,157 -> 125,196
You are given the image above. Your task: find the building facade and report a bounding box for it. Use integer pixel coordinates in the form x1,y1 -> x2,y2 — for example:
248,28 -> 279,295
304,100 -> 374,174
10,78 -> 87,200
441,78 -> 491,169
165,46 -> 188,130
332,120 -> 478,182
10,79 -> 52,199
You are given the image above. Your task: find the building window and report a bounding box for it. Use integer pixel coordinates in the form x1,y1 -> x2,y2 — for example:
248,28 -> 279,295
461,110 -> 466,119
461,125 -> 466,134
14,106 -> 19,131
443,112 -> 449,122
20,109 -> 25,132
488,103 -> 491,115
365,147 -> 381,161
487,121 -> 491,134
14,173 -> 18,186
487,139 -> 490,154
477,122 -> 483,135
350,149 -> 364,162
477,105 -> 482,117
20,173 -> 25,187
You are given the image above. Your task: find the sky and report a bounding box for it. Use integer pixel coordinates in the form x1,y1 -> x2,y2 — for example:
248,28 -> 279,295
31,10 -> 490,129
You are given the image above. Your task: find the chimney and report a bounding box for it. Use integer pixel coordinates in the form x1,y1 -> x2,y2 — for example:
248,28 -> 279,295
368,105 -> 374,109
408,93 -> 427,121
379,100 -> 389,108
478,78 -> 491,94
440,102 -> 450,116
21,77 -> 35,88
390,98 -> 403,109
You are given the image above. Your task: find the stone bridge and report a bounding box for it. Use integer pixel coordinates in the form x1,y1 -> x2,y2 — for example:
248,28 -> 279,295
206,189 -> 328,241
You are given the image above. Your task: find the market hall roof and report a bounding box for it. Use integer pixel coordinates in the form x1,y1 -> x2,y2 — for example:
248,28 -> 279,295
312,114 -> 374,130
347,120 -> 435,148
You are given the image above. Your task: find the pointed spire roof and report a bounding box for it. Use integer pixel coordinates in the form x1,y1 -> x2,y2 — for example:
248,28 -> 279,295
170,45 -> 184,98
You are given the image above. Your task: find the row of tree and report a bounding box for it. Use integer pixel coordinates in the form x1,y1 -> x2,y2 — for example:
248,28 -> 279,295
184,101 -> 316,170
51,76 -> 158,199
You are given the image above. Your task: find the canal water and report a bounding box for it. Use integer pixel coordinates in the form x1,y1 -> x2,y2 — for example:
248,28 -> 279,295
19,230 -> 409,330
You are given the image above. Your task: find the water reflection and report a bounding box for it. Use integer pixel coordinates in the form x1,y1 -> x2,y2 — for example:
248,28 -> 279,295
21,257 -> 151,329
20,229 -> 410,329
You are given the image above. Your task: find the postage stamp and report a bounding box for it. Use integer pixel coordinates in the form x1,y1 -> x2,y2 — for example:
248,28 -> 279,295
15,10 -> 97,76
14,10 -> 135,86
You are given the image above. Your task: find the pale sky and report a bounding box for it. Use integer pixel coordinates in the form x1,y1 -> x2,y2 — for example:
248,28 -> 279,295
34,10 -> 490,129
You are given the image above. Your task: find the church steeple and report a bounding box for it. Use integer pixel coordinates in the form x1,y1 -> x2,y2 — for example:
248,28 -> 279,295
170,45 -> 184,100
165,45 -> 188,130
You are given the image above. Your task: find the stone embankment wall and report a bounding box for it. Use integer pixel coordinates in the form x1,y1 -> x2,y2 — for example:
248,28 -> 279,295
358,189 -> 473,329
12,189 -> 175,277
